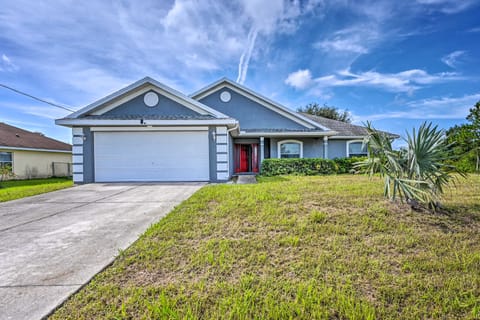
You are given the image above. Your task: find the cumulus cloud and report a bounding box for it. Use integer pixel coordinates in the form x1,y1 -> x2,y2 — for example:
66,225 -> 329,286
285,69 -> 314,89
286,68 -> 463,93
441,50 -> 466,68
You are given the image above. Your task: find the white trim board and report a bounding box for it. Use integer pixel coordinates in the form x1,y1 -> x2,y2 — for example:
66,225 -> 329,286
90,126 -> 209,132
56,119 -> 238,127
237,131 -> 336,137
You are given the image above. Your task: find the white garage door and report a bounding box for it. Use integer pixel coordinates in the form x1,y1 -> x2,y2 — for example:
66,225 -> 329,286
94,131 -> 210,182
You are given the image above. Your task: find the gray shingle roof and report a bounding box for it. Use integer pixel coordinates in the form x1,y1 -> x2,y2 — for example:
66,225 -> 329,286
0,122 -> 71,151
299,113 -> 369,136
299,113 -> 397,138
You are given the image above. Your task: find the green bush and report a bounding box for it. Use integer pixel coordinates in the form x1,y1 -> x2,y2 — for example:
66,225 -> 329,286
260,157 -> 366,176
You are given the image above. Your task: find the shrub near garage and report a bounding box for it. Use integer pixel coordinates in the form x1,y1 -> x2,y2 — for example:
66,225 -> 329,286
260,157 -> 366,176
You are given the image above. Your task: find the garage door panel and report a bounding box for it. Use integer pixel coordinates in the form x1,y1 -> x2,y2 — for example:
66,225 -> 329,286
94,131 -> 209,182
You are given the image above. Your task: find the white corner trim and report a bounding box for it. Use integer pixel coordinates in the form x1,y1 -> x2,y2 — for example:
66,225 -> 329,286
277,139 -> 303,159
346,140 -> 367,157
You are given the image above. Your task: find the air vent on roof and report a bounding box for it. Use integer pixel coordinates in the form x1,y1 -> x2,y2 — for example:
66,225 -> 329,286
15,133 -> 20,137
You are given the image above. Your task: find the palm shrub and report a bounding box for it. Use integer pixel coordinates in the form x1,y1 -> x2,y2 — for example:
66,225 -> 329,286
355,121 -> 464,211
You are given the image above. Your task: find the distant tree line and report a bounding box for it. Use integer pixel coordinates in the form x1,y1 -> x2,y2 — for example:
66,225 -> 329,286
445,101 -> 480,173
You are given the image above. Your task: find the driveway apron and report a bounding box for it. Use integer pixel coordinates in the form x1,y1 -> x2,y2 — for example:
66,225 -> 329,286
0,182 -> 204,320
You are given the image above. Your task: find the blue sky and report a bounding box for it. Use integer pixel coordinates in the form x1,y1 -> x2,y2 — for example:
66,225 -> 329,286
1,0 -> 479,145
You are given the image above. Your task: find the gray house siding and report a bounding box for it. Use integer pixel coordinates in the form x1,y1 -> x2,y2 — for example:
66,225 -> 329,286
328,140 -> 348,159
104,90 -> 201,117
269,138 -> 325,159
198,88 -> 307,130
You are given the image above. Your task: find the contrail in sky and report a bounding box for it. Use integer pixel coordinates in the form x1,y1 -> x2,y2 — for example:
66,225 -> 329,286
236,26 -> 258,84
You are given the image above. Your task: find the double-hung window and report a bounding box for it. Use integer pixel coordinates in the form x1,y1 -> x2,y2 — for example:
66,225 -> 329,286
0,152 -> 13,170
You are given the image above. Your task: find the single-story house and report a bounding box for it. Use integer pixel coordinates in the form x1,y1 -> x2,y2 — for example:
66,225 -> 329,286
0,123 -> 72,179
56,77 -> 379,183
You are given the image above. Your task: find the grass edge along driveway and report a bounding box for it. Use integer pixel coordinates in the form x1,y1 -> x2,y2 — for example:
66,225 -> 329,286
0,177 -> 73,202
51,174 -> 480,319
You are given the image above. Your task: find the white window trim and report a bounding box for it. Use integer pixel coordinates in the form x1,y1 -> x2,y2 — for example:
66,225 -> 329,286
278,139 -> 303,159
346,140 -> 367,157
0,151 -> 13,171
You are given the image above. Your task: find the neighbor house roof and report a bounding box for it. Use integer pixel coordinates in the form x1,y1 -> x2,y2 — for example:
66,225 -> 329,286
300,113 -> 398,138
0,123 -> 71,152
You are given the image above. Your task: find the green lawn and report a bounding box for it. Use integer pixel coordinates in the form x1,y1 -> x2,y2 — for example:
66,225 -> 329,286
50,175 -> 480,319
0,177 -> 73,202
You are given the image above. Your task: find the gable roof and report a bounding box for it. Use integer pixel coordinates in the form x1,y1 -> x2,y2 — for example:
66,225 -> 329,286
190,78 -> 332,131
301,113 -> 398,138
0,123 -> 71,152
64,77 -> 231,120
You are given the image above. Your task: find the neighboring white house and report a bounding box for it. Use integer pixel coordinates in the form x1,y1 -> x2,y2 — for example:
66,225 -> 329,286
0,123 -> 72,179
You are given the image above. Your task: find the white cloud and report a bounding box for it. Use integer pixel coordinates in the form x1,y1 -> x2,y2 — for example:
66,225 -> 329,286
314,27 -> 379,54
441,50 -> 466,68
0,54 -> 18,71
286,68 -> 463,93
285,69 -> 314,89
353,93 -> 480,122
415,0 -> 478,14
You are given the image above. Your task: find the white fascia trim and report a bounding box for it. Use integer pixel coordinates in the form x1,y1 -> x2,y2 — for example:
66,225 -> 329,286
278,139 -> 303,159
90,126 -> 209,132
329,136 -> 367,139
56,118 -> 239,127
237,131 -> 337,137
65,77 -> 230,119
191,79 -> 331,131
0,146 -> 71,153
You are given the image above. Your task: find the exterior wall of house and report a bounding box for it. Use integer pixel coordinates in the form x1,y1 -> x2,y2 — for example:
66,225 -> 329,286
269,138 -> 325,159
0,148 -> 71,179
328,140 -> 348,158
198,88 -> 307,130
103,90 -> 201,117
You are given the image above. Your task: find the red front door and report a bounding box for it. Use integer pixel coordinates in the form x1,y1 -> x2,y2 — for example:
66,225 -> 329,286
235,144 -> 259,173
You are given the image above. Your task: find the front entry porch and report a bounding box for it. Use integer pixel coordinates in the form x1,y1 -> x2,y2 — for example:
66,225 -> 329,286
234,143 -> 259,173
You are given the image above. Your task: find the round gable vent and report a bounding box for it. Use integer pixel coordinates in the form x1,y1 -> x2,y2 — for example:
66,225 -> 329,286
220,91 -> 231,103
144,92 -> 159,107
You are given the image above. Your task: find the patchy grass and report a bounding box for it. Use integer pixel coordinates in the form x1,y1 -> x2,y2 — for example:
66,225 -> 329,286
0,177 -> 73,202
50,175 -> 480,319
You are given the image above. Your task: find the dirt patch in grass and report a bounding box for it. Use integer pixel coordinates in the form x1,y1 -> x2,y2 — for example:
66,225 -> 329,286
51,174 -> 480,320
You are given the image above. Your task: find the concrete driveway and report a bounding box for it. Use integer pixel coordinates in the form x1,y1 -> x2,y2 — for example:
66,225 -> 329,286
0,182 -> 204,320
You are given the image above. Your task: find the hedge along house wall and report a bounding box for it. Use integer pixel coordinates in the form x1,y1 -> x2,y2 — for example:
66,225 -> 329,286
260,157 -> 366,176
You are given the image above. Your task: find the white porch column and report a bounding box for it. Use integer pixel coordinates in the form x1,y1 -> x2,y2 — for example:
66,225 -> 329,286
260,136 -> 265,163
323,136 -> 329,159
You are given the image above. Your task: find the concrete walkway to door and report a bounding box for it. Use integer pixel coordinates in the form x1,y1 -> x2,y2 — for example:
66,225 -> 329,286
0,182 -> 204,320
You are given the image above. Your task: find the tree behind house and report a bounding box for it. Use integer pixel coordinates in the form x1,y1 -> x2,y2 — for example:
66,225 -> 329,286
297,103 -> 352,123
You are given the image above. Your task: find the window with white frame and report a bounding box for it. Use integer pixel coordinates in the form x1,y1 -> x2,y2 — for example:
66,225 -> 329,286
278,140 -> 303,158
347,141 -> 367,157
0,152 -> 13,170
